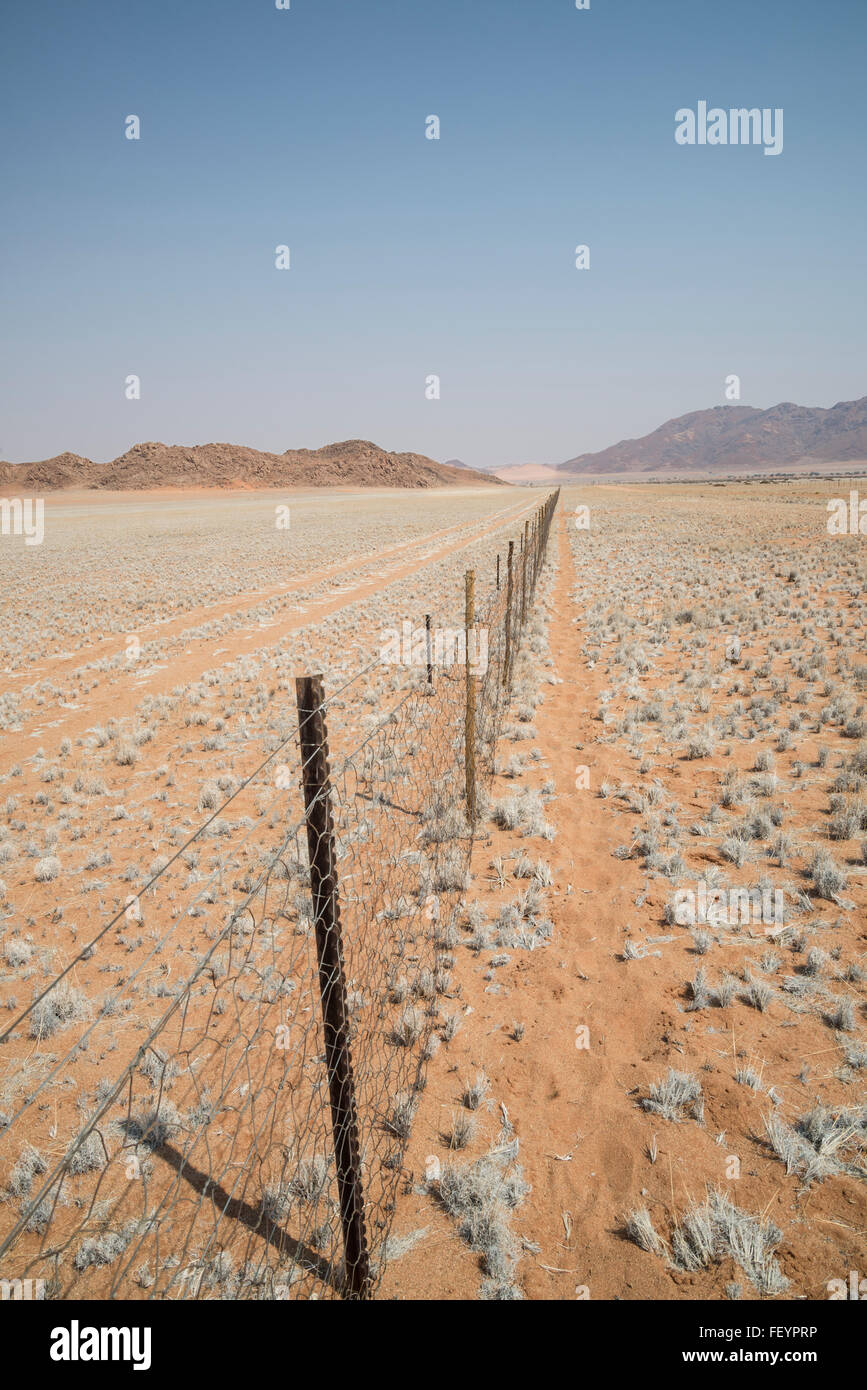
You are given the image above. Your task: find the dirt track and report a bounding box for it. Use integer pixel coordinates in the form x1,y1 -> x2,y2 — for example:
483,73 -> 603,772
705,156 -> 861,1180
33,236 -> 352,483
383,498 -> 867,1300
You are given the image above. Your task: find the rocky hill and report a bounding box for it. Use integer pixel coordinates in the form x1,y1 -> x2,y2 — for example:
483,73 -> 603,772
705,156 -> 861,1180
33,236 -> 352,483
558,398 -> 867,474
0,439 -> 503,490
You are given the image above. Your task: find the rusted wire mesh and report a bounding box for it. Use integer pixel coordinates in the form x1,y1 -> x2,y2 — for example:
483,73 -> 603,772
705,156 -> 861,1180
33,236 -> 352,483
0,490 -> 558,1301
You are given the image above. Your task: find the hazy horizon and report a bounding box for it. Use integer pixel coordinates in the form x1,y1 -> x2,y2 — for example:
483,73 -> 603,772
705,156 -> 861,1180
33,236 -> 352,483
2,0 -> 865,470
4,391 -> 867,471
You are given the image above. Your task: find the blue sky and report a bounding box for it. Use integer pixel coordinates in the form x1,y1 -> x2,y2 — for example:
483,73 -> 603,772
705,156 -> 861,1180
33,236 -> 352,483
1,0 -> 865,469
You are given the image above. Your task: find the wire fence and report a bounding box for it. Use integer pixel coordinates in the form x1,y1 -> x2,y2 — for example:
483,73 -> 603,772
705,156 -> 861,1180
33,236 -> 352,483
0,489 -> 559,1301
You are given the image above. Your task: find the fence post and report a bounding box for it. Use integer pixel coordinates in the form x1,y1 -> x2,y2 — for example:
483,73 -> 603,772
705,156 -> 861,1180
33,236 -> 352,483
503,541 -> 514,689
295,674 -> 371,1301
496,552 -> 500,591
465,571 -> 476,826
521,521 -> 529,626
425,613 -> 433,688
532,512 -> 539,588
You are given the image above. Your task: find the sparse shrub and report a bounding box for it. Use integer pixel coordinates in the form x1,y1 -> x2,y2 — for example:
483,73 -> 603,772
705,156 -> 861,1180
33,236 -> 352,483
462,1071 -> 490,1111
8,1144 -> 48,1197
808,848 -> 847,900
392,1006 -> 425,1047
720,835 -> 750,868
4,939 -> 33,968
825,996 -> 856,1032
113,739 -> 138,767
446,1110 -> 476,1150
29,982 -> 90,1038
434,1144 -> 530,1298
74,1226 -> 135,1271
33,855 -> 61,882
625,1207 -> 668,1257
197,781 -> 220,812
385,1092 -> 416,1141
65,1131 -> 106,1175
741,977 -> 774,1013
641,1069 -> 704,1123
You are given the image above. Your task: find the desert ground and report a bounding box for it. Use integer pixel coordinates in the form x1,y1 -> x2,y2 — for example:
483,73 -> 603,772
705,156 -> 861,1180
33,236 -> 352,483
0,479 -> 865,1301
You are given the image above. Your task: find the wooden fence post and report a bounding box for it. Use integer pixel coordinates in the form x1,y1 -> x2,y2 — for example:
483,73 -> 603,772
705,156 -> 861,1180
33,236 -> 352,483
425,613 -> 433,688
465,571 -> 476,826
533,512 -> 539,588
503,541 -> 514,689
295,674 -> 371,1301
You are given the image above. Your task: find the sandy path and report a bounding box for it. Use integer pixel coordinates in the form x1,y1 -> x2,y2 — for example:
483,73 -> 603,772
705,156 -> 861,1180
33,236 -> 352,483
503,508 -> 671,1299
384,497 -> 867,1302
382,506 -> 696,1299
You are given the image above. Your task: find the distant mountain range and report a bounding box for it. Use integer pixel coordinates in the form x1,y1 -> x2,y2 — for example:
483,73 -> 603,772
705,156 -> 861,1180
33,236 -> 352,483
558,397 -> 867,474
0,439 -> 503,491
8,397 -> 865,492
